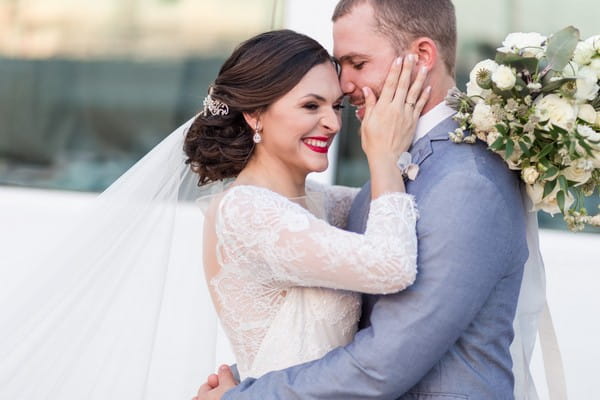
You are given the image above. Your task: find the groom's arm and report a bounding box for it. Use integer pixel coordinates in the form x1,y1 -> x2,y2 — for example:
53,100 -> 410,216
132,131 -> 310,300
222,171 -> 527,400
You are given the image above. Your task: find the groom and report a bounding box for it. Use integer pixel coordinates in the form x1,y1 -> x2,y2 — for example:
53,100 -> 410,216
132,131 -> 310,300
197,0 -> 528,399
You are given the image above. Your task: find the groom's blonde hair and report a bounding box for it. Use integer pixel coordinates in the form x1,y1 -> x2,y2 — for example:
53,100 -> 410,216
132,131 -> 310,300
332,0 -> 457,77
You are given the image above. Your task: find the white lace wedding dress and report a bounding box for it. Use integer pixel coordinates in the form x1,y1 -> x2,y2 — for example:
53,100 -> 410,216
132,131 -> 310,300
202,182 -> 419,379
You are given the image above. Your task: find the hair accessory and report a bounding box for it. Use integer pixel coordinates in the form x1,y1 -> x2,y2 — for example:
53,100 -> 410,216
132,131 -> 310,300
202,86 -> 229,116
253,123 -> 262,144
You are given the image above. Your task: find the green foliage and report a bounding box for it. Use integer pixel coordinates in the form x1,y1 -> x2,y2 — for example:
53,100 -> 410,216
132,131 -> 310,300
545,26 -> 580,72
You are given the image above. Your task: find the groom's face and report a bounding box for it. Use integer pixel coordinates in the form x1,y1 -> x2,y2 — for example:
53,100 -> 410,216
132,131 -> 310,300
333,3 -> 399,120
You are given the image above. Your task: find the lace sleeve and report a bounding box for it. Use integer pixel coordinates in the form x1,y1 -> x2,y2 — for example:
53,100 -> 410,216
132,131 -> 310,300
216,186 -> 418,295
305,180 -> 360,229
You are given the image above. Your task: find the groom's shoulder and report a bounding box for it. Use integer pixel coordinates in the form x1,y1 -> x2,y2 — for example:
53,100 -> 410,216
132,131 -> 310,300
428,136 -> 516,184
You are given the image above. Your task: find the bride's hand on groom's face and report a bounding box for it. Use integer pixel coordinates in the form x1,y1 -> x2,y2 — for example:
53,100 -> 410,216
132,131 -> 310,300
360,54 -> 430,160
193,365 -> 238,400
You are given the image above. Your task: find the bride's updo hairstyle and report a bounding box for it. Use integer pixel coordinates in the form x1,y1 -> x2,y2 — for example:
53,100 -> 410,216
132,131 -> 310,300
184,29 -> 332,185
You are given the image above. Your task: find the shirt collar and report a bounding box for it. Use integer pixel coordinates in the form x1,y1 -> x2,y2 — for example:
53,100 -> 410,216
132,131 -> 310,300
413,101 -> 456,144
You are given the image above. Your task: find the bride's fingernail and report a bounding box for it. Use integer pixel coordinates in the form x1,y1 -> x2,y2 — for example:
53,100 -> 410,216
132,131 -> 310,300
362,87 -> 368,96
395,56 -> 403,65
420,66 -> 428,74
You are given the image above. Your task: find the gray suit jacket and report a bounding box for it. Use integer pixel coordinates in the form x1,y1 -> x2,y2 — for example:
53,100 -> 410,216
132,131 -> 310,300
223,117 -> 529,400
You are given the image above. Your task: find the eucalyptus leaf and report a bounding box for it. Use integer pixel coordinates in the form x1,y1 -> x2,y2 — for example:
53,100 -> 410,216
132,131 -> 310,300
538,143 -> 554,159
543,179 -> 558,198
557,190 -> 566,213
495,52 -> 540,74
505,139 -> 515,159
519,141 -> 531,157
558,175 -> 569,193
545,26 -> 580,72
495,123 -> 508,136
542,166 -> 559,180
489,136 -> 506,151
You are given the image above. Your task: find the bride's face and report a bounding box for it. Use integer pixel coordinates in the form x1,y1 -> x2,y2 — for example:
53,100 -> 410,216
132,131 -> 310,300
257,62 -> 343,176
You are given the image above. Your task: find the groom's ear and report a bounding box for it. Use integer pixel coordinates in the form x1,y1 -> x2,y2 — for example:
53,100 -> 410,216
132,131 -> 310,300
411,37 -> 438,71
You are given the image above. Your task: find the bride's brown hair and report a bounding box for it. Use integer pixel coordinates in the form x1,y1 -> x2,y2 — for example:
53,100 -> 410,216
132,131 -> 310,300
184,29 -> 332,185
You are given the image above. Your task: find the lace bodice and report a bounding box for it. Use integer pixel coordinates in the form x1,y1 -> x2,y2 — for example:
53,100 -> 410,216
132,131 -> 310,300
203,182 -> 418,379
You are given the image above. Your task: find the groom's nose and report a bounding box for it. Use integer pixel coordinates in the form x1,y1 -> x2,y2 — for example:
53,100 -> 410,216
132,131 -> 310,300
339,67 -> 357,95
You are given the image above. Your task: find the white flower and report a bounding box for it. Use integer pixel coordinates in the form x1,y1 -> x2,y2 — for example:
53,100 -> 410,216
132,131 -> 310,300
562,61 -> 579,78
498,32 -> 546,57
589,58 -> 600,79
578,124 -> 600,152
466,59 -> 498,101
526,182 -> 574,215
576,66 -> 600,102
492,65 -> 517,90
522,167 -> 540,185
578,104 -> 598,124
562,160 -> 594,186
486,130 -> 501,146
573,41 -> 596,65
472,103 -> 497,133
466,81 -> 489,102
527,82 -> 542,91
585,35 -> 600,53
535,94 -> 577,130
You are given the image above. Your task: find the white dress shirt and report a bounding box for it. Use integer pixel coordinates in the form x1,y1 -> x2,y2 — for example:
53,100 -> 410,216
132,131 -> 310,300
413,101 -> 456,145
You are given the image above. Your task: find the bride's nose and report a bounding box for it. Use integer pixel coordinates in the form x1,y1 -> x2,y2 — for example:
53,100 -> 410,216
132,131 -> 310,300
321,108 -> 341,134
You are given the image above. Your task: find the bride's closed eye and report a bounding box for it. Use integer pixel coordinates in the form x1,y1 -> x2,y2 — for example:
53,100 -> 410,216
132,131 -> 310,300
303,102 -> 320,111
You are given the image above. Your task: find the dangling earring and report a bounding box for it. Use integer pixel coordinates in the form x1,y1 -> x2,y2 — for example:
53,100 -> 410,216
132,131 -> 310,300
253,122 -> 262,144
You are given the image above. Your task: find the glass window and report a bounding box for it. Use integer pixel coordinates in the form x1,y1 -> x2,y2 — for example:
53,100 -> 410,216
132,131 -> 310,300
0,0 -> 278,191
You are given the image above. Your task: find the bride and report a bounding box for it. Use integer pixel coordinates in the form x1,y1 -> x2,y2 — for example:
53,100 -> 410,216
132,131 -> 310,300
186,29 -> 429,381
0,29 -> 430,399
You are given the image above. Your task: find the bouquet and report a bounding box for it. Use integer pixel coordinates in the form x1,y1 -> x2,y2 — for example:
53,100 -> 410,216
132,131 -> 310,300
447,26 -> 600,231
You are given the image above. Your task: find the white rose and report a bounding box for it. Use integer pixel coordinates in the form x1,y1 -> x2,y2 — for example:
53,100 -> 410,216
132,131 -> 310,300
562,160 -> 593,185
576,66 -> 600,102
590,58 -> 600,79
573,41 -> 596,65
526,182 -> 574,215
492,65 -> 516,90
521,167 -> 540,185
472,103 -> 497,133
535,94 -> 577,130
498,32 -> 546,57
578,104 -> 597,124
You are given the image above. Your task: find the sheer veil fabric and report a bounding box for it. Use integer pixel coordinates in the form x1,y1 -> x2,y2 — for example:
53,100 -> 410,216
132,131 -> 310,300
0,118 -> 220,399
0,116 -> 546,399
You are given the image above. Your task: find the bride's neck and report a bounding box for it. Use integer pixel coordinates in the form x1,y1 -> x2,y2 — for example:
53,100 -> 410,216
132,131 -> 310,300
236,156 -> 307,199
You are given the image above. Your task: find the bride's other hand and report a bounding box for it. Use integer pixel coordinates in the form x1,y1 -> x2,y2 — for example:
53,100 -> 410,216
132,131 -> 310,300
361,54 -> 430,164
193,365 -> 238,400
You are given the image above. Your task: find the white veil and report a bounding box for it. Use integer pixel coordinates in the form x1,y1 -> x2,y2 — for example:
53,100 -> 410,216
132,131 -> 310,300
0,117 -> 220,399
0,115 -> 556,399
